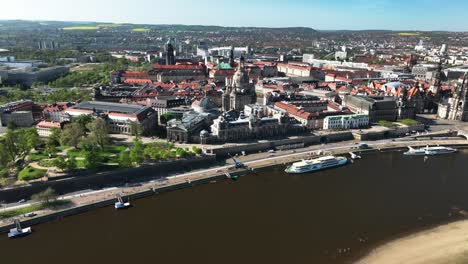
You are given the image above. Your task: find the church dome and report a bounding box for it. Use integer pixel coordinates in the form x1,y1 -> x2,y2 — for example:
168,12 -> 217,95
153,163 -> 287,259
200,130 -> 210,137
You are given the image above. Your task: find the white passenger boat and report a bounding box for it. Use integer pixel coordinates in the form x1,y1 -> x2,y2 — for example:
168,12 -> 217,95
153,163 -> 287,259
285,156 -> 348,174
404,146 -> 457,156
114,194 -> 131,209
8,220 -> 32,238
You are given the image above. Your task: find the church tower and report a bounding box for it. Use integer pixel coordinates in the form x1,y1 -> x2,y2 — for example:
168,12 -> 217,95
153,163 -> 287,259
447,73 -> 468,121
165,38 -> 176,65
222,56 -> 256,112
429,61 -> 443,97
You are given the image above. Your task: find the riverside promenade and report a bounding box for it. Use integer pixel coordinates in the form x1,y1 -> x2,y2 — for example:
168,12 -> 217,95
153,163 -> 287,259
1,138 -> 468,232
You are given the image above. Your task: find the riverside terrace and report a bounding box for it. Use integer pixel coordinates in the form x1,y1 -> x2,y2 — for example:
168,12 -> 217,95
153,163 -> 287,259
64,101 -> 157,135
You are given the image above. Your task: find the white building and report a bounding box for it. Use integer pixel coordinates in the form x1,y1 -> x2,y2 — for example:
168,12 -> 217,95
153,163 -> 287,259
323,114 -> 369,130
36,121 -> 63,137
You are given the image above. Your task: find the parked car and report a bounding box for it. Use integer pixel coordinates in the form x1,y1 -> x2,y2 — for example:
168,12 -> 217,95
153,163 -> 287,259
24,212 -> 37,217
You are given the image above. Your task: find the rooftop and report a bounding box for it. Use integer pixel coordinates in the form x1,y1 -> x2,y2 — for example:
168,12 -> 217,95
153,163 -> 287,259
70,101 -> 148,115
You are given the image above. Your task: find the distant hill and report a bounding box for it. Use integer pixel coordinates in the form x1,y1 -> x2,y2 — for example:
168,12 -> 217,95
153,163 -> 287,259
0,20 -> 317,33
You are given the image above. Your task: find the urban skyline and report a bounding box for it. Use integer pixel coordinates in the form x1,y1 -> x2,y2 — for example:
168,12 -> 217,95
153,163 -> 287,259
1,0 -> 468,31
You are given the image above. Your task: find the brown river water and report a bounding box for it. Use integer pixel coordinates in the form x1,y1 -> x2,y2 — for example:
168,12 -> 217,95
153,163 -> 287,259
1,150 -> 468,264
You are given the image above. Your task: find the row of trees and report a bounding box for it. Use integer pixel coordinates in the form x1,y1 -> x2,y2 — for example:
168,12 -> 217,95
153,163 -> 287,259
57,115 -> 110,149
48,58 -> 129,88
0,88 -> 92,105
119,139 -> 203,168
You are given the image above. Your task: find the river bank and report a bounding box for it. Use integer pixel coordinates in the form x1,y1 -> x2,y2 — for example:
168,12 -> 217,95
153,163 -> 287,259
1,138 -> 468,236
357,219 -> 468,264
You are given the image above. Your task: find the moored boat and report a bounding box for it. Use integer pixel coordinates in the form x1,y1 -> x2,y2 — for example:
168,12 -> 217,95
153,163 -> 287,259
404,146 -> 457,156
114,194 -> 131,209
285,156 -> 348,174
8,220 -> 32,238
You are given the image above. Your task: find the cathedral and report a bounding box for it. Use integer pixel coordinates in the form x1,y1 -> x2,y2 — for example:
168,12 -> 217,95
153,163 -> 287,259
222,57 -> 256,112
438,72 -> 468,121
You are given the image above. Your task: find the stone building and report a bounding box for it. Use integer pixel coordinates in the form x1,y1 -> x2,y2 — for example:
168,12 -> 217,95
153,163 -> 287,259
438,73 -> 468,121
344,95 -> 398,123
222,57 -> 256,112
166,112 -> 212,143
209,111 -> 303,143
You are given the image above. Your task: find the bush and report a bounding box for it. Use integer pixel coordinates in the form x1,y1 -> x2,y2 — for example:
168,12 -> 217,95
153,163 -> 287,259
0,168 -> 8,178
38,159 -> 57,168
18,166 -> 47,181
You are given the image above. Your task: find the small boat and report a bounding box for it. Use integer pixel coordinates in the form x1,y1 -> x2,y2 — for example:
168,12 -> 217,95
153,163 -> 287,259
8,220 -> 32,238
349,152 -> 361,160
225,172 -> 239,181
285,156 -> 348,174
404,146 -> 457,156
114,194 -> 131,209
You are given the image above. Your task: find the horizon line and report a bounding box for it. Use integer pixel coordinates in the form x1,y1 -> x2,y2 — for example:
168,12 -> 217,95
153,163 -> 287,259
1,19 -> 467,33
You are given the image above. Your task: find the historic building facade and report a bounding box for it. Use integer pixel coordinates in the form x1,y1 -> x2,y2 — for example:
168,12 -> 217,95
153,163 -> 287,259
222,57 -> 256,112
438,73 -> 468,121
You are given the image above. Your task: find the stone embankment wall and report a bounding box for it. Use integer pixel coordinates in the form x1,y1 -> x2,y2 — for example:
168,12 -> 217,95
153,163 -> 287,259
0,155 -> 217,203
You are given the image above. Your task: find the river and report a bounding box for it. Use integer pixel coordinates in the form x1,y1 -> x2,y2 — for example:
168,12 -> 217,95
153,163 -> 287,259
1,150 -> 468,264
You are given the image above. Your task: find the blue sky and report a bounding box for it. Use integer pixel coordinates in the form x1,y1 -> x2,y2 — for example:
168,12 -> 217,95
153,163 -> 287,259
1,0 -> 467,31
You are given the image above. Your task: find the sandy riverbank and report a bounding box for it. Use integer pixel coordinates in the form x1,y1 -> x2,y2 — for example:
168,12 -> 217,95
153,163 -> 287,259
357,219 -> 468,264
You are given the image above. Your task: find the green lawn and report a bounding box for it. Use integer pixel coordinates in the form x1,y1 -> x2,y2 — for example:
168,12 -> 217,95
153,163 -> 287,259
67,145 -> 127,168
18,166 -> 47,181
63,26 -> 99,30
29,153 -> 53,162
56,146 -> 70,151
132,28 -> 150,32
38,159 -> 57,168
398,32 -> 420,36
399,119 -> 420,126
377,120 -> 400,128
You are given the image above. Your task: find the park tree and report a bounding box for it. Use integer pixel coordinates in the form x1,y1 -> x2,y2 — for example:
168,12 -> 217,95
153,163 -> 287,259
24,128 -> 40,151
175,147 -> 188,158
192,146 -> 203,155
60,123 -> 84,148
44,141 -> 56,158
0,144 -> 10,167
119,151 -> 132,168
82,144 -> 100,171
48,128 -> 62,147
3,128 -> 18,160
130,121 -> 143,139
31,187 -> 57,205
86,118 -> 110,149
73,114 -> 93,133
129,138 -> 144,165
66,156 -> 77,171
53,156 -> 68,171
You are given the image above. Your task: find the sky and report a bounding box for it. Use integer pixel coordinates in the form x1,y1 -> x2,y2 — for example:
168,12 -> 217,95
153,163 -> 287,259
1,0 -> 467,31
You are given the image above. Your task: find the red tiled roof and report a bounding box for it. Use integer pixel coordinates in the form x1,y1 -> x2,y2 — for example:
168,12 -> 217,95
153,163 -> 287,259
36,121 -> 62,129
274,101 -> 315,120
124,78 -> 153,84
152,64 -> 205,70
122,71 -> 149,78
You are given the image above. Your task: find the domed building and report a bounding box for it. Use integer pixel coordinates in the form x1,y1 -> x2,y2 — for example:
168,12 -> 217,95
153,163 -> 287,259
222,57 -> 256,112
